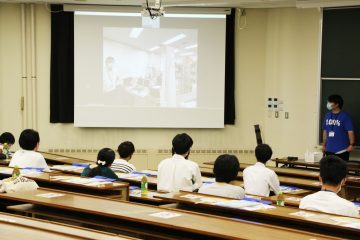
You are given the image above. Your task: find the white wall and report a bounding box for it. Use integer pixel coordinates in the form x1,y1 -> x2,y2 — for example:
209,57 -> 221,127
0,4 -> 321,167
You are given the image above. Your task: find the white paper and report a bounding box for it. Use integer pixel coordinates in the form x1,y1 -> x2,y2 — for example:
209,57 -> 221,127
181,194 -> 203,199
36,193 -> 65,198
343,222 -> 360,229
330,216 -> 360,224
285,197 -> 302,202
290,211 -> 315,218
242,204 -> 276,211
149,212 -> 181,219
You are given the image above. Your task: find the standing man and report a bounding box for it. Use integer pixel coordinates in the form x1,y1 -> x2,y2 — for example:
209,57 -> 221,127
322,95 -> 355,161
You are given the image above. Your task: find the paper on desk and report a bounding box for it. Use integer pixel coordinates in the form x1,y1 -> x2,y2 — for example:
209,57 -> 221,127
289,211 -> 315,218
116,173 -> 143,180
180,194 -> 203,199
330,216 -> 360,224
138,170 -> 158,176
242,204 -> 276,211
197,197 -> 223,204
36,193 -> 65,198
149,211 -> 181,219
50,176 -> 75,181
280,185 -> 301,193
285,197 -> 302,202
83,181 -> 112,186
51,165 -> 85,171
215,200 -> 260,209
0,217 -> 16,223
343,222 -> 360,229
201,177 -> 216,183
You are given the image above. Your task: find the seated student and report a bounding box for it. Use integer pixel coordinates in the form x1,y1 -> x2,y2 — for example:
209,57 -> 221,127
199,154 -> 245,199
157,133 -> 202,192
9,129 -> 49,170
299,156 -> 359,218
0,132 -> 15,158
111,141 -> 136,173
243,144 -> 280,197
81,148 -> 118,180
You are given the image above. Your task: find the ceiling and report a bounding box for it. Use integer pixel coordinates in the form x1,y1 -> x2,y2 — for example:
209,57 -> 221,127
1,0 -> 360,8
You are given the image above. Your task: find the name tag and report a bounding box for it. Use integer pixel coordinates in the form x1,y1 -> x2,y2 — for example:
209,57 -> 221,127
329,131 -> 335,137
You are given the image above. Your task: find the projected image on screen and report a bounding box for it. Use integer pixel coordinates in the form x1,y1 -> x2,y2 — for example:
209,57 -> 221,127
103,27 -> 198,108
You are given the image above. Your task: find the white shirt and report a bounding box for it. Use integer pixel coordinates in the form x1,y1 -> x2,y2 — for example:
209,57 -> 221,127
243,162 -> 280,197
157,154 -> 202,193
111,159 -> 136,173
9,150 -> 49,170
199,182 -> 245,199
299,191 -> 359,218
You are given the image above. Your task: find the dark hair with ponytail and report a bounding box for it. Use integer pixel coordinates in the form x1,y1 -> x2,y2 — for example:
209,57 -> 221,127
88,148 -> 115,177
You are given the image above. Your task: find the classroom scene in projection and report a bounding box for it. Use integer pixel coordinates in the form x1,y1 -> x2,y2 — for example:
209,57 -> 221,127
103,27 -> 198,108
0,0 -> 359,240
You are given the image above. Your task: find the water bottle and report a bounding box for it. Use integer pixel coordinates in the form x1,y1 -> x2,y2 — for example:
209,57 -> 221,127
141,175 -> 148,196
276,191 -> 285,206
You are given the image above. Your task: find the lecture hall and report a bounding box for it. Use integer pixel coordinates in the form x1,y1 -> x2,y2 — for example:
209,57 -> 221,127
0,0 -> 359,239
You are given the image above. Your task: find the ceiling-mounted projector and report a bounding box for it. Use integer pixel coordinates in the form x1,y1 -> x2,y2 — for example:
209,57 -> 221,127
142,0 -> 165,19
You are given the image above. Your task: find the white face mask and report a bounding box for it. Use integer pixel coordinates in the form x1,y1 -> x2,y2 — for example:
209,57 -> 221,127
326,102 -> 333,111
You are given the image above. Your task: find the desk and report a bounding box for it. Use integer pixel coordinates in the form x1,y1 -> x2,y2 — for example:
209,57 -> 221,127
156,191 -> 360,239
272,158 -> 360,173
39,151 -> 93,165
0,188 -> 344,240
51,166 -> 309,196
0,167 -> 129,200
0,212 -> 132,240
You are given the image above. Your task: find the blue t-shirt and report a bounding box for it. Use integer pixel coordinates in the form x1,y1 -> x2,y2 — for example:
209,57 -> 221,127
322,111 -> 354,153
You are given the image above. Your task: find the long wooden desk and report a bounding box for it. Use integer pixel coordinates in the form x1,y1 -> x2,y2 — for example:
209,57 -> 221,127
39,151 -> 93,165
0,167 -> 129,200
0,212 -> 132,240
156,191 -> 360,239
271,158 -> 360,173
0,188 -> 344,240
201,162 -> 360,192
51,166 -> 310,196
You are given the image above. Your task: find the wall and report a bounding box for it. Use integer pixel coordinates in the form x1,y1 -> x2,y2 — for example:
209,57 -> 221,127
0,3 -> 322,168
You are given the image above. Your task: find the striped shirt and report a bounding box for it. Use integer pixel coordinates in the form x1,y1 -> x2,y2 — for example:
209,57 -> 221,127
111,159 -> 136,173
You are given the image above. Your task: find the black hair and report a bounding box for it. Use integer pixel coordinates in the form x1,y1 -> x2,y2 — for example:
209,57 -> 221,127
255,144 -> 273,164
19,129 -> 40,150
320,155 -> 347,186
118,141 -> 135,159
88,148 -> 116,177
328,94 -> 344,109
172,133 -> 193,155
213,154 -> 240,183
0,132 -> 15,145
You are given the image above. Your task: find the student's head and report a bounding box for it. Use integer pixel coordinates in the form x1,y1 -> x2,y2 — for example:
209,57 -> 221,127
97,148 -> 116,167
117,141 -> 135,160
19,129 -> 40,151
0,132 -> 15,147
172,133 -> 193,157
213,154 -> 240,183
327,94 -> 343,110
319,155 -> 347,189
255,144 -> 273,164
